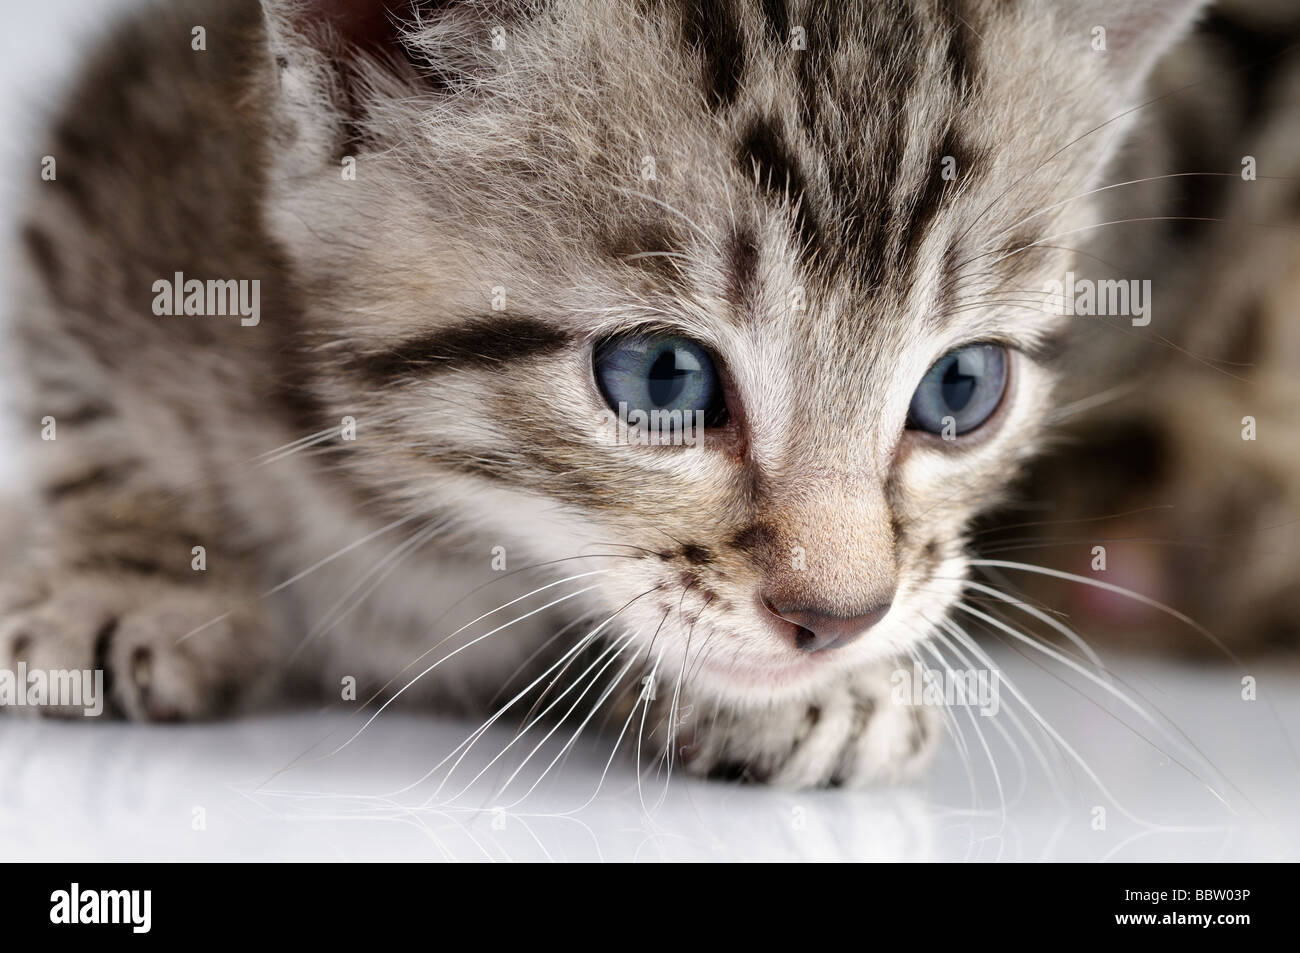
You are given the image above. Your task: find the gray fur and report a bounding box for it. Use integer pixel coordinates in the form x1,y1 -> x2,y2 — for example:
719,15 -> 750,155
2,0 -> 1203,785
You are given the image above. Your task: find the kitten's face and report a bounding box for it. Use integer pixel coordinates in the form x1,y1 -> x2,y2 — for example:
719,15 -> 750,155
267,0 -> 1196,703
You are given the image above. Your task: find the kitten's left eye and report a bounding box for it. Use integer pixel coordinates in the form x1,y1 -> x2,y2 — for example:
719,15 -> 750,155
907,344 -> 1008,436
594,333 -> 727,424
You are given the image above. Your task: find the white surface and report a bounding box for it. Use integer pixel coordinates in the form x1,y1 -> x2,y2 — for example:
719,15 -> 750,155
1,0 -> 1297,863
1,648 -> 1297,861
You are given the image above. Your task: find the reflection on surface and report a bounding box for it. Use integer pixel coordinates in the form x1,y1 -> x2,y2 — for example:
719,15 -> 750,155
1,648 -> 1295,861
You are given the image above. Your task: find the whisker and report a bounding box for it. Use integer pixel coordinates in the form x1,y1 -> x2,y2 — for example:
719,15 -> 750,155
326,580 -> 608,756
969,504 -> 1177,540
954,599 -> 1239,814
903,640 -> 980,810
176,508 -> 432,645
635,647 -> 668,816
498,634 -> 644,809
946,610 -> 1238,830
987,215 -> 1299,272
929,614 -> 1072,805
401,613 -> 617,801
359,561 -> 632,709
981,171 -> 1295,253
485,614 -> 590,710
970,559 -> 1241,660
963,580 -> 1108,677
513,584 -> 664,735
446,632 -> 636,805
287,517 -> 445,664
922,627 -> 1035,812
569,647 -> 666,816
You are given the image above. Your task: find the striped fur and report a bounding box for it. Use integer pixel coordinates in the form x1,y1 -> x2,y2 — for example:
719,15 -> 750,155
1,0 -> 1204,784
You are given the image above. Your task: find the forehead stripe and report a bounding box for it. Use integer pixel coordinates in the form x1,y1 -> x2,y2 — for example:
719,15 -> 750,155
680,0 -> 745,111
736,116 -> 821,261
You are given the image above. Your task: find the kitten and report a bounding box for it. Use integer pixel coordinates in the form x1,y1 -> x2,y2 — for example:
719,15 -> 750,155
1,0 -> 1205,787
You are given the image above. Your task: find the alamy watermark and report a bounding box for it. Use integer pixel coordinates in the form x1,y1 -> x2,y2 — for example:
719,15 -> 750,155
1043,271 -> 1151,326
0,663 -> 104,716
597,401 -> 705,448
152,271 -> 260,326
50,883 -> 151,933
891,663 -> 1000,716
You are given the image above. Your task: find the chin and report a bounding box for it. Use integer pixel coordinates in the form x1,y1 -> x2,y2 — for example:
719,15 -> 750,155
677,620 -> 904,707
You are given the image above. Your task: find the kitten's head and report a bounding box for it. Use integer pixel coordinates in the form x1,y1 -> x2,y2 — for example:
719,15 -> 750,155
260,0 -> 1202,703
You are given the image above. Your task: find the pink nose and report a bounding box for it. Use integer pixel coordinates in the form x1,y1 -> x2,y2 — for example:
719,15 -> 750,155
760,597 -> 891,652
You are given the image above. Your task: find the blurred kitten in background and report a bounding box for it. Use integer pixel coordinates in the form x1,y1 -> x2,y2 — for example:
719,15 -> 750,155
1002,0 -> 1300,657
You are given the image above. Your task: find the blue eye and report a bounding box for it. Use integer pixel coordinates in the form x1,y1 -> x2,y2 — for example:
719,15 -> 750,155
594,333 -> 726,425
907,344 -> 1008,436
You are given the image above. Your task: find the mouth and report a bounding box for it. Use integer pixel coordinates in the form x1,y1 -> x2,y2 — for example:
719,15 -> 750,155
690,643 -> 841,691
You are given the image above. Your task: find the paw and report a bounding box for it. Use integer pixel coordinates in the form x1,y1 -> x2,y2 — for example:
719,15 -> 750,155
678,663 -> 939,788
0,573 -> 271,721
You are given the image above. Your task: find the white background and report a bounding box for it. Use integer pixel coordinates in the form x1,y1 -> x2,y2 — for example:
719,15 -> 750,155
0,0 -> 1296,862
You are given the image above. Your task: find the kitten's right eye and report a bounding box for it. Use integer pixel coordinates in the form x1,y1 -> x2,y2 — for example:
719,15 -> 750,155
594,333 -> 727,425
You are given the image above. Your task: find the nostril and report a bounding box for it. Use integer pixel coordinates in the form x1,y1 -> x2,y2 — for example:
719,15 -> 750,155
792,625 -> 818,651
760,596 -> 891,653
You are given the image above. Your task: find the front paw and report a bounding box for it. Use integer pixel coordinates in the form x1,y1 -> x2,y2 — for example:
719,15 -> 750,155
0,573 -> 271,721
677,663 -> 939,788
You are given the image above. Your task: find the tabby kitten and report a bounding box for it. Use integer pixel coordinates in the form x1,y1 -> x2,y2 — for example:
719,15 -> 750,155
2,0 -> 1205,787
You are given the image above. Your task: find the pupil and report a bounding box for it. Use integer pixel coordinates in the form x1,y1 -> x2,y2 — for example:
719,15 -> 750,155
941,355 -> 978,411
647,347 -> 689,406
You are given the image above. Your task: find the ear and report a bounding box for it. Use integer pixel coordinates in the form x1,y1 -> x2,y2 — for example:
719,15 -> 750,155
260,1 -> 501,69
1065,0 -> 1210,95
264,0 -> 418,54
257,0 -> 514,159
